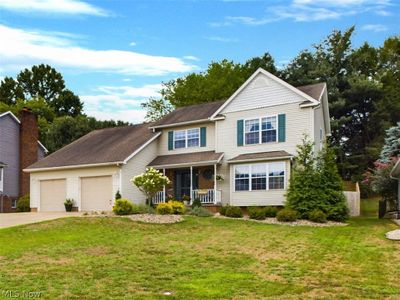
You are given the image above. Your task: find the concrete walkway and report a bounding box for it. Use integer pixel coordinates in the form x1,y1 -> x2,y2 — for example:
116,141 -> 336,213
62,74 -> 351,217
0,212 -> 83,229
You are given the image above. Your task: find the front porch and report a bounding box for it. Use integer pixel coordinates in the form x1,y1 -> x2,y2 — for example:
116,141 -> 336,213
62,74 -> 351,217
152,166 -> 222,205
148,151 -> 224,205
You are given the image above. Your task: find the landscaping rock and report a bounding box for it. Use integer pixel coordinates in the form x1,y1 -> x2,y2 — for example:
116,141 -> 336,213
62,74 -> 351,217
386,229 -> 400,241
214,214 -> 347,227
127,214 -> 183,224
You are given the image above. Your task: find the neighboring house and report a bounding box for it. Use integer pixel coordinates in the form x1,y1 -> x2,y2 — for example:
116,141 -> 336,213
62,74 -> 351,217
390,159 -> 400,218
0,109 -> 48,212
25,68 -> 330,212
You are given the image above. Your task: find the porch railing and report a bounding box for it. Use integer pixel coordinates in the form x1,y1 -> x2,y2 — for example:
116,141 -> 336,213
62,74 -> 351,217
152,191 -> 165,204
151,189 -> 221,205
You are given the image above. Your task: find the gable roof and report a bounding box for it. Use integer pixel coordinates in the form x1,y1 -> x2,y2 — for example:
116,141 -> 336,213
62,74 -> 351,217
297,82 -> 326,106
26,123 -> 160,171
0,111 -> 21,124
150,100 -> 226,129
211,68 -> 321,119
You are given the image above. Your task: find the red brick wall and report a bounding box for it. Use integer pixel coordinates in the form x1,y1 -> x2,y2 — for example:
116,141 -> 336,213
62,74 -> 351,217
19,108 -> 38,197
1,195 -> 17,213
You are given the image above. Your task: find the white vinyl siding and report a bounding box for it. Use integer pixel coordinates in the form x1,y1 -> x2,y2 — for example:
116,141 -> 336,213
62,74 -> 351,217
314,105 -> 326,153
121,137 -> 159,204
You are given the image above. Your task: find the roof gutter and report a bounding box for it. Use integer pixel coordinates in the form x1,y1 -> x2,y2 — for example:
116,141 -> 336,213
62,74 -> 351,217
24,161 -> 123,173
149,153 -> 225,169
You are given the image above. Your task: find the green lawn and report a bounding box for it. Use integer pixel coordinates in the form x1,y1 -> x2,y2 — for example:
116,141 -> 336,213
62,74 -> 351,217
0,201 -> 399,300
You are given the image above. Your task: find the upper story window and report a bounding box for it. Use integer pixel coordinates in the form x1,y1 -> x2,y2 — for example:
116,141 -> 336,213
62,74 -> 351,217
234,161 -> 285,192
174,128 -> 200,149
245,116 -> 277,145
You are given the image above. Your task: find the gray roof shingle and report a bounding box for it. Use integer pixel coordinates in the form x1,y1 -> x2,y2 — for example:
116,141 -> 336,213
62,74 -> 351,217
26,123 -> 158,170
149,151 -> 224,168
151,100 -> 226,128
228,150 -> 293,163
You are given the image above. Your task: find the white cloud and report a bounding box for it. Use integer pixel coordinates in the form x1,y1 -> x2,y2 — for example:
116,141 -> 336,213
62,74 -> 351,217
0,0 -> 107,16
183,55 -> 200,61
80,84 -> 161,123
87,109 -> 147,124
361,24 -> 388,32
129,41 -> 136,46
204,36 -> 239,43
0,24 -> 196,76
211,0 -> 391,25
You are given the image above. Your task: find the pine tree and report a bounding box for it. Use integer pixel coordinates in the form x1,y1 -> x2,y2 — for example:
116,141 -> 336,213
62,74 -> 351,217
286,136 -> 321,218
379,122 -> 400,162
317,143 -> 349,221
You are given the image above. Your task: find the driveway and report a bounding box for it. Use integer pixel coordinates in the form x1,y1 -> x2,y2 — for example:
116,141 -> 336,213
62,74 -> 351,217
0,212 -> 83,229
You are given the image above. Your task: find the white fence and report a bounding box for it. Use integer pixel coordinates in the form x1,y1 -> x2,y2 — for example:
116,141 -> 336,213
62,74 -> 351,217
344,182 -> 360,217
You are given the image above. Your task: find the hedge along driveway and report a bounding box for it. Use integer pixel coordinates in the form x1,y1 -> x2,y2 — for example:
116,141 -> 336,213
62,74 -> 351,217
0,214 -> 399,299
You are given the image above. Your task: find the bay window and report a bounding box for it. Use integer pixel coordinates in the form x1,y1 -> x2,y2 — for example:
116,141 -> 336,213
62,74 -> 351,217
234,162 -> 285,191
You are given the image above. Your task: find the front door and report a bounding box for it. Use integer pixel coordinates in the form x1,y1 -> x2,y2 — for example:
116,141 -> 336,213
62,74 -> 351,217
174,169 -> 199,200
174,169 -> 191,200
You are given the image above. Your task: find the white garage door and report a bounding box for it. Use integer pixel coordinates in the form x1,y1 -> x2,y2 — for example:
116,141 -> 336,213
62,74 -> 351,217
40,179 -> 67,212
81,176 -> 113,211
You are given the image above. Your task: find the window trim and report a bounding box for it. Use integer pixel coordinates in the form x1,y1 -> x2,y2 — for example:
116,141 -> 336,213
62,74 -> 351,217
243,115 -> 279,146
172,128 -> 201,150
234,161 -> 286,192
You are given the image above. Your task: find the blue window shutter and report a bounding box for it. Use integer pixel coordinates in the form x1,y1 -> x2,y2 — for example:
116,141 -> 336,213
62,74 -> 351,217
200,127 -> 206,147
278,114 -> 286,142
237,120 -> 244,146
168,131 -> 174,150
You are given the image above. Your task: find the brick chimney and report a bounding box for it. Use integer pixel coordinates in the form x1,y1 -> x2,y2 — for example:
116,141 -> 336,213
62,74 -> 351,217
19,108 -> 38,197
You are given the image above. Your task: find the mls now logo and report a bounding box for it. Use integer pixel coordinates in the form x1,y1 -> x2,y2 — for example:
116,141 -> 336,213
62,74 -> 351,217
2,290 -> 42,298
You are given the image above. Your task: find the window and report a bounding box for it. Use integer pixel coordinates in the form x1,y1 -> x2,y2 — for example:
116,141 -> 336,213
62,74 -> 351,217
244,116 -> 277,145
11,199 -> 17,209
251,164 -> 267,190
187,128 -> 200,147
234,162 -> 285,191
173,128 -> 200,149
235,165 -> 250,191
262,116 -> 277,143
174,130 -> 186,149
268,162 -> 285,190
245,119 -> 259,144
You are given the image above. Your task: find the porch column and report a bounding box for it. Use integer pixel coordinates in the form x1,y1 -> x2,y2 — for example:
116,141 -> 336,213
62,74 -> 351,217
163,168 -> 166,202
190,166 -> 193,204
214,164 -> 217,204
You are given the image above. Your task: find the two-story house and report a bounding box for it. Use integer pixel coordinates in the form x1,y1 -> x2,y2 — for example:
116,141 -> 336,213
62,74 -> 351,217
25,68 -> 330,212
0,109 -> 48,212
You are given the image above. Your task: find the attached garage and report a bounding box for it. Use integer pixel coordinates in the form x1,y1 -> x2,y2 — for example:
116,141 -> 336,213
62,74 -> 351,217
81,176 -> 113,211
40,179 -> 66,212
24,123 -> 161,212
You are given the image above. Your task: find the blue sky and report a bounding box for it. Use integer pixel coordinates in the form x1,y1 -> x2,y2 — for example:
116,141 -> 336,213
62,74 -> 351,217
0,0 -> 398,123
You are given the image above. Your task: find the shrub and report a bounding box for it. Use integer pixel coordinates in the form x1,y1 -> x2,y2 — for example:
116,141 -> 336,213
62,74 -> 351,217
16,194 -> 30,212
131,204 -> 155,214
115,190 -> 122,200
308,209 -> 327,223
248,207 -> 266,220
188,206 -> 213,217
327,205 -> 349,222
225,206 -> 243,218
191,198 -> 201,208
277,208 -> 298,222
156,203 -> 173,215
219,205 -> 228,216
113,199 -> 133,215
169,201 -> 186,215
264,206 -> 278,218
